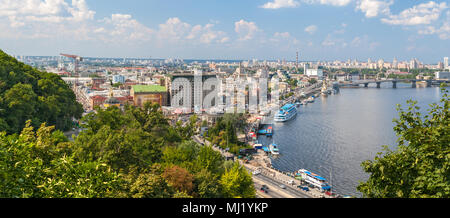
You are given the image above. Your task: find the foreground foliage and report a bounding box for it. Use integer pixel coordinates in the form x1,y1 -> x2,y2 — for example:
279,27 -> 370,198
0,103 -> 256,198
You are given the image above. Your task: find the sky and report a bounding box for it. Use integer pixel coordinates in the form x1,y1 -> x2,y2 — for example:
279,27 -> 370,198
0,0 -> 449,63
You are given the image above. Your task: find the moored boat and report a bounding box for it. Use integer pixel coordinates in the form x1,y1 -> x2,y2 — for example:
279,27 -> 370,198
274,103 -> 297,122
269,143 -> 279,155
266,126 -> 273,137
295,169 -> 331,191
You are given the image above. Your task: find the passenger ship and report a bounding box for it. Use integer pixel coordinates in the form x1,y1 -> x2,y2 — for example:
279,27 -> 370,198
274,104 -> 297,122
296,169 -> 331,191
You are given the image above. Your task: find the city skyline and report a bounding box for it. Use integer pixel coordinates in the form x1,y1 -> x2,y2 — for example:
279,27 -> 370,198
0,0 -> 450,62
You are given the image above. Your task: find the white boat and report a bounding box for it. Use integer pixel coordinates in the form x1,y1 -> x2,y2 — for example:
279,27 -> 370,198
269,144 -> 279,155
307,96 -> 315,103
274,103 -> 297,122
296,169 -> 331,191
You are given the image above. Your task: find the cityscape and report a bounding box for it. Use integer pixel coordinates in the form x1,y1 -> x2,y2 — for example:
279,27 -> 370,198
0,0 -> 449,211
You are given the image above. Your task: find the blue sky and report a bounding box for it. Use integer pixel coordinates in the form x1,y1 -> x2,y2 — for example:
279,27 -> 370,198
0,0 -> 449,63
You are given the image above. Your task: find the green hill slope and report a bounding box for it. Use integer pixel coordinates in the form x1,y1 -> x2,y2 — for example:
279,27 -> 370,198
0,49 -> 83,133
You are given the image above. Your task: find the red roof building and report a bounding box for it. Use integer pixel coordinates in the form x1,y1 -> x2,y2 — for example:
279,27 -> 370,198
90,95 -> 107,110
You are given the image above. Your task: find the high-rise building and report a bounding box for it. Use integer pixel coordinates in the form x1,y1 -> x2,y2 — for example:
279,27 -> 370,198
444,57 -> 449,69
409,58 -> 418,69
393,58 -> 398,69
377,59 -> 384,69
170,70 -> 217,111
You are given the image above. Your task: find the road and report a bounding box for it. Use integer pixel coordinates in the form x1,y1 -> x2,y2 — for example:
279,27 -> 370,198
248,168 -> 312,198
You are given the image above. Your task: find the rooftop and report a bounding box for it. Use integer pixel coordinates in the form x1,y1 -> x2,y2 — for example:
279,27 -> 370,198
132,85 -> 166,93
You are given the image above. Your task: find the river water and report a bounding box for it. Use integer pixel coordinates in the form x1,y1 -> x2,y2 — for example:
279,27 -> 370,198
257,82 -> 446,197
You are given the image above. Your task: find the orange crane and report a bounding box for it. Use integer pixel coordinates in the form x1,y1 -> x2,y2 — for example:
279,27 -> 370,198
60,53 -> 83,77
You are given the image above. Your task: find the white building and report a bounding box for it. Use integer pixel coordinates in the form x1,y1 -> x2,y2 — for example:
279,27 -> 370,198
435,71 -> 450,79
305,68 -> 324,78
444,57 -> 449,70
112,75 -> 125,84
256,68 -> 268,78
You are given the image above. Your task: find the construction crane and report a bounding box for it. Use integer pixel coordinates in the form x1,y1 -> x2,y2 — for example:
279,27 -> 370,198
60,53 -> 83,77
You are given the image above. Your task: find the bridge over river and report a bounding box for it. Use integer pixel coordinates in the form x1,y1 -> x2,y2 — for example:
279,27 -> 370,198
339,79 -> 449,88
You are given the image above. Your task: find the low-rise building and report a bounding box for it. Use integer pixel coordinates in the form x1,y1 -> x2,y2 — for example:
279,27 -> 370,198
305,68 -> 324,78
90,95 -> 107,110
131,85 -> 168,107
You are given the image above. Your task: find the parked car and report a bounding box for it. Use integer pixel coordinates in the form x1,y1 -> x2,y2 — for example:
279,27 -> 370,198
298,186 -> 309,191
279,185 -> 286,189
260,187 -> 268,193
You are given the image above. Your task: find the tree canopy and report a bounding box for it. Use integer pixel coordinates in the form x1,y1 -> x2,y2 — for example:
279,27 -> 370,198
0,50 -> 83,134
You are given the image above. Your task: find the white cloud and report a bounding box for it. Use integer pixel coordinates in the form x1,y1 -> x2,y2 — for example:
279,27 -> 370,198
100,13 -> 154,41
260,0 -> 352,9
304,25 -> 318,34
417,11 -> 450,40
157,17 -> 229,44
350,36 -> 363,46
356,0 -> 393,18
157,17 -> 191,41
271,32 -> 299,43
304,0 -> 352,7
260,0 -> 300,9
322,34 -> 339,46
0,0 -> 95,26
235,19 -> 261,41
186,23 -> 229,44
381,1 -> 448,25
68,0 -> 96,22
268,32 -> 300,51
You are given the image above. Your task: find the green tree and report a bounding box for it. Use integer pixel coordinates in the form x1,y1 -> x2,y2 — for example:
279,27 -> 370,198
0,49 -> 82,134
0,121 -> 121,198
125,170 -> 174,198
3,83 -> 38,133
193,169 -> 222,198
219,162 -> 255,198
358,86 -> 450,198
